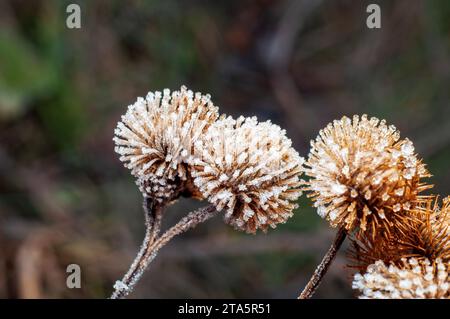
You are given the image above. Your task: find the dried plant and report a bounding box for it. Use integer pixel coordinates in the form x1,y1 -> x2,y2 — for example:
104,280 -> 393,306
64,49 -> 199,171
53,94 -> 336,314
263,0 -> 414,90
113,86 -> 219,202
303,114 -> 431,234
349,196 -> 450,270
112,102 -> 447,299
348,230 -> 398,272
350,196 -> 450,298
299,114 -> 433,299
111,86 -> 302,298
110,203 -> 217,299
111,86 -> 221,298
352,258 -> 449,299
395,197 -> 450,263
190,115 -> 304,233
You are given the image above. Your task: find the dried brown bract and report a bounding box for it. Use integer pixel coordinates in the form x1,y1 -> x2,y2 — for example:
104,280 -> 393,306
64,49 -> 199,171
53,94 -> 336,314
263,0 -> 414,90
350,196 -> 450,271
350,197 -> 450,299
348,230 -> 398,272
393,197 -> 450,263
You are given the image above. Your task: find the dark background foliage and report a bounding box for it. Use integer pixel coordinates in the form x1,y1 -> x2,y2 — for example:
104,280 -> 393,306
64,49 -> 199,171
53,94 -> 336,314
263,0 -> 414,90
0,0 -> 449,298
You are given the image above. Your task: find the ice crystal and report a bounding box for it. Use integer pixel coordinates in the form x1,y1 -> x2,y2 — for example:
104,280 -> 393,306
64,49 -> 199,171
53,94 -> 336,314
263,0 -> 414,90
113,280 -> 129,292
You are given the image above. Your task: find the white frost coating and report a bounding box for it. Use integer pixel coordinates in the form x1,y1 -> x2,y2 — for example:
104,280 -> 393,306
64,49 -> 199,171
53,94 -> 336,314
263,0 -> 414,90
304,114 -> 430,231
113,86 -> 219,201
353,258 -> 449,299
190,115 -> 304,233
113,280 -> 129,292
401,139 -> 415,156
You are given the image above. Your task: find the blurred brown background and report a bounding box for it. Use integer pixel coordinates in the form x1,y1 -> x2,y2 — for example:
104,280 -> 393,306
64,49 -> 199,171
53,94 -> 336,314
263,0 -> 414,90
0,0 -> 449,298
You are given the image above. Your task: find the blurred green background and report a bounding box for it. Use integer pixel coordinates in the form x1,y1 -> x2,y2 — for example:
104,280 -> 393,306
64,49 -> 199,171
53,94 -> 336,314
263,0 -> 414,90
0,0 -> 449,298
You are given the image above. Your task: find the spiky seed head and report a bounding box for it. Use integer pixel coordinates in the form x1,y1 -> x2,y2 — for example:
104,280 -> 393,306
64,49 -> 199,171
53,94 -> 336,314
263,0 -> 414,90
304,114 -> 432,234
350,196 -> 450,270
190,116 -> 304,233
348,230 -> 398,272
113,86 -> 219,202
392,196 -> 450,263
352,258 -> 450,299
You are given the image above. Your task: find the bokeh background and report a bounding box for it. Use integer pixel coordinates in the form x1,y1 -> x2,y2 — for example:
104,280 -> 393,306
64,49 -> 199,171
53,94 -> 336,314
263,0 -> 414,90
0,0 -> 449,298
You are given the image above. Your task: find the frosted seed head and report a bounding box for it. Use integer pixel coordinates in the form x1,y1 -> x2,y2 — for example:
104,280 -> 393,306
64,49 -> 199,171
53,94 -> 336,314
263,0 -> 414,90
113,86 -> 219,201
304,114 -> 431,233
353,258 -> 450,299
190,116 -> 304,234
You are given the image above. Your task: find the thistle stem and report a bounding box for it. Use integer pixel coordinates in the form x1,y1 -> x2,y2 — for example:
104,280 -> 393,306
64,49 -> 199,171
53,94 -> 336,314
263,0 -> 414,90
144,197 -> 163,244
149,204 -> 217,256
298,227 -> 347,299
110,198 -> 162,299
110,203 -> 217,299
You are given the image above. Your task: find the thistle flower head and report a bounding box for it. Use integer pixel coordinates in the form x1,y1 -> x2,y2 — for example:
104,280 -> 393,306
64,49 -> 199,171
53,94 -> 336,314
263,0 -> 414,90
304,114 -> 431,233
113,86 -> 219,202
190,116 -> 304,233
352,258 -> 450,299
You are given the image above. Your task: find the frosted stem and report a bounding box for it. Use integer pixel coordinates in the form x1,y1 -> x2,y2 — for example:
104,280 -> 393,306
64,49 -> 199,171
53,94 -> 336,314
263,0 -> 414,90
149,204 -> 217,256
298,227 -> 346,299
110,204 -> 217,299
144,197 -> 163,244
110,198 -> 163,299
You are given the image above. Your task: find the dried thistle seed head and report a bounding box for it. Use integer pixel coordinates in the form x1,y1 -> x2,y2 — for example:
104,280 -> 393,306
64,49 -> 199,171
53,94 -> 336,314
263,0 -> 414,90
352,258 -> 450,299
304,114 -> 431,233
113,86 -> 219,201
348,231 -> 397,272
349,196 -> 450,272
190,116 -> 304,234
394,196 -> 450,263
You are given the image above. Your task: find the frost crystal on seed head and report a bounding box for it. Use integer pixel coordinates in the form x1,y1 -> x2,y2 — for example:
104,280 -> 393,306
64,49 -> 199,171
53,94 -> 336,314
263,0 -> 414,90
113,86 -> 219,201
353,258 -> 450,299
190,115 -> 304,233
304,114 -> 431,233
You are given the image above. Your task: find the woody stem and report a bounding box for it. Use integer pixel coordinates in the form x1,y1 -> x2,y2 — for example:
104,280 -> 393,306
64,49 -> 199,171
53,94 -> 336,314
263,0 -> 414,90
110,203 -> 217,299
298,227 -> 347,299
110,198 -> 163,299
